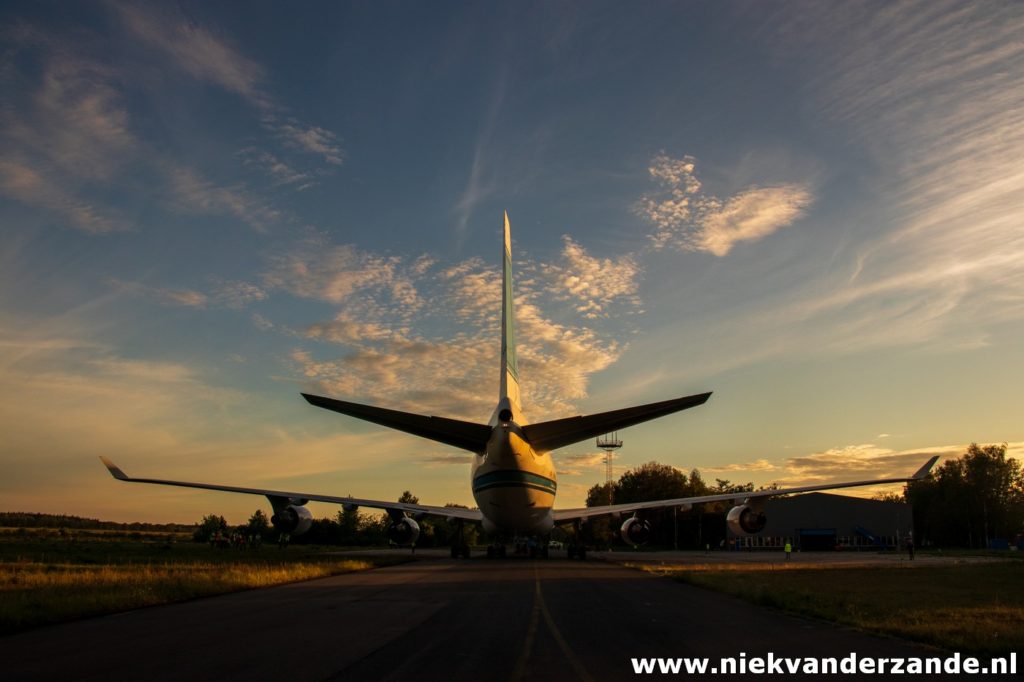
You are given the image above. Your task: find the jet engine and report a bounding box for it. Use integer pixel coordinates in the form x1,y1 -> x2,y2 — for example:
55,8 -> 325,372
388,517 -> 420,546
726,503 -> 766,535
620,517 -> 652,546
270,505 -> 313,536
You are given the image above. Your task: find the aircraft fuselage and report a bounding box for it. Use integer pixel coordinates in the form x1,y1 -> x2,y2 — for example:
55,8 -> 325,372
471,422 -> 556,534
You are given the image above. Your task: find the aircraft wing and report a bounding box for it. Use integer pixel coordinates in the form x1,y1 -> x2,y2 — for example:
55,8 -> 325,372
301,393 -> 492,454
100,457 -> 484,522
521,392 -> 712,453
552,455 -> 939,522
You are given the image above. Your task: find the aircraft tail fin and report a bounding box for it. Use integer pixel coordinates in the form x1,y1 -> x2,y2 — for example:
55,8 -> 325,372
498,211 -> 523,422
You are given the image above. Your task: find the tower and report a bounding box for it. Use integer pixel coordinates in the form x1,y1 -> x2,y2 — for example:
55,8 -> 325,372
596,431 -> 623,506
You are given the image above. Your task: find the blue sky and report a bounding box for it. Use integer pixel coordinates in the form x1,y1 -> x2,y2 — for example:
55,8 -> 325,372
2,1 -> 1022,523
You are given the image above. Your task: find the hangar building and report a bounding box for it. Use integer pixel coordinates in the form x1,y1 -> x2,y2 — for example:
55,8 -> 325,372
729,492 -> 914,551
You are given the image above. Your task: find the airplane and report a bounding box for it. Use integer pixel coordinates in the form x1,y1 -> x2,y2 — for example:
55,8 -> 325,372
102,212 -> 939,559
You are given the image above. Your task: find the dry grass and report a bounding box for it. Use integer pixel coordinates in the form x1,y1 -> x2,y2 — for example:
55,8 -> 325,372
631,561 -> 1024,656
0,537 -> 410,634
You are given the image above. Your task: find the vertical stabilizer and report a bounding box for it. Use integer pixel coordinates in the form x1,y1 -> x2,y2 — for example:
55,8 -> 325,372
499,211 -> 523,422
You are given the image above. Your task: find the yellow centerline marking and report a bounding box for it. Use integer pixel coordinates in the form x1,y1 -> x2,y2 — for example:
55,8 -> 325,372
511,564 -> 595,682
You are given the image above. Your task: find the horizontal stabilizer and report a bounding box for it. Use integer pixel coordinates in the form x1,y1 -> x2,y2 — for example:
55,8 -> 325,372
301,393 -> 492,453
522,391 -> 712,453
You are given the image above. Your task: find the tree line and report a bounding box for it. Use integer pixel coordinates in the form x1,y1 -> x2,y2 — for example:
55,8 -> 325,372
904,443 -> 1023,548
0,512 -> 192,533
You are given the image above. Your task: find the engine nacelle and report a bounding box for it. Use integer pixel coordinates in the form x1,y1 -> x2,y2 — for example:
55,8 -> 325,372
727,504 -> 767,535
388,517 -> 420,546
620,517 -> 652,546
270,505 -> 313,536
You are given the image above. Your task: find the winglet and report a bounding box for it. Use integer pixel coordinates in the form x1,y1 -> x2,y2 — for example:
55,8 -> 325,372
912,455 -> 940,480
100,456 -> 130,481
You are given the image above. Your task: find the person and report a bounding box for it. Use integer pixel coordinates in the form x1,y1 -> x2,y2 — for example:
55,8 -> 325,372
784,541 -> 792,561
906,536 -> 915,560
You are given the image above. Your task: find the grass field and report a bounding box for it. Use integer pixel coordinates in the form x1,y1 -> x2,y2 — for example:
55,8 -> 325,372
0,529 -> 412,635
632,560 -> 1024,656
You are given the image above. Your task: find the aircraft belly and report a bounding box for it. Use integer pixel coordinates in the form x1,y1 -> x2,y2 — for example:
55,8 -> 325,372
474,486 -> 554,532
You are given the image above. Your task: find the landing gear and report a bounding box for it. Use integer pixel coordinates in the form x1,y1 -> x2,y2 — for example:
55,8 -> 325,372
567,520 -> 587,560
450,519 -> 471,559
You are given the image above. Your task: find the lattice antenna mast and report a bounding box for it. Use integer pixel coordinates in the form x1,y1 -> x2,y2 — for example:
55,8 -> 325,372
596,432 -> 623,506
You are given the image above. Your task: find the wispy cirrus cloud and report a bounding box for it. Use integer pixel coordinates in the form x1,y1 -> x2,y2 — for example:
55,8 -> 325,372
0,20 -> 290,234
115,3 -> 344,170
114,3 -> 267,107
165,165 -> 282,233
110,278 -> 267,309
0,40 -> 136,233
0,158 -> 127,234
638,153 -> 813,256
239,148 -> 314,189
275,121 -> 344,166
754,1 -> 1024,355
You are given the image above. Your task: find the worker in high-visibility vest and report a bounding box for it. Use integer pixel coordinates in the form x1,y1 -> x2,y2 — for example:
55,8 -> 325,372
784,541 -> 792,560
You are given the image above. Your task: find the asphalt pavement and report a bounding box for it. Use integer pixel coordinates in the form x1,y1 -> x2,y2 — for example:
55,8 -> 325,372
0,555 -> 934,681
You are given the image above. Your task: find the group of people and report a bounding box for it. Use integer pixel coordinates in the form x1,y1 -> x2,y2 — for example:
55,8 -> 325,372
209,530 -> 264,550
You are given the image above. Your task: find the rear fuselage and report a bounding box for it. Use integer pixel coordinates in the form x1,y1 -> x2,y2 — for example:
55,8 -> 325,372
471,421 -> 556,534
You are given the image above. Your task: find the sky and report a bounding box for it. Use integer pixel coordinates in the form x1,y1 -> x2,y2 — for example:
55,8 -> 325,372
2,1 -> 1023,524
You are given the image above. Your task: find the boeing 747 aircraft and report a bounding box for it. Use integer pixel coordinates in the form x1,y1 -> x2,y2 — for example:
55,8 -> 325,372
103,213 -> 937,558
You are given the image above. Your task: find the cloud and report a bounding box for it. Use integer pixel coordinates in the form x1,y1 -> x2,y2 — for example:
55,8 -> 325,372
276,122 -> 344,166
239,148 -> 314,188
696,186 -> 814,257
696,441 -> 1022,499
638,153 -> 813,256
0,158 -> 126,234
165,165 -> 281,232
116,4 -> 344,168
264,238 -> 407,306
548,236 -> 642,318
746,1 -> 1024,355
274,239 -> 628,420
700,459 -> 778,474
0,23 -> 290,235
554,451 -> 608,477
109,278 -> 266,309
0,320 -> 468,522
304,313 -> 398,345
0,45 -> 136,233
211,281 -> 268,308
115,3 -> 266,107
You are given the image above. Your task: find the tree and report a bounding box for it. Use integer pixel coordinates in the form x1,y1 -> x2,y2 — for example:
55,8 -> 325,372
192,514 -> 228,543
336,506 -> 361,545
906,443 -> 1024,548
591,461 -> 713,548
246,510 -> 270,539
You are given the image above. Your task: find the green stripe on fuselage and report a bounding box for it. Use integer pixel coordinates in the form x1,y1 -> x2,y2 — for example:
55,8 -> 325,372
473,469 -> 556,493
